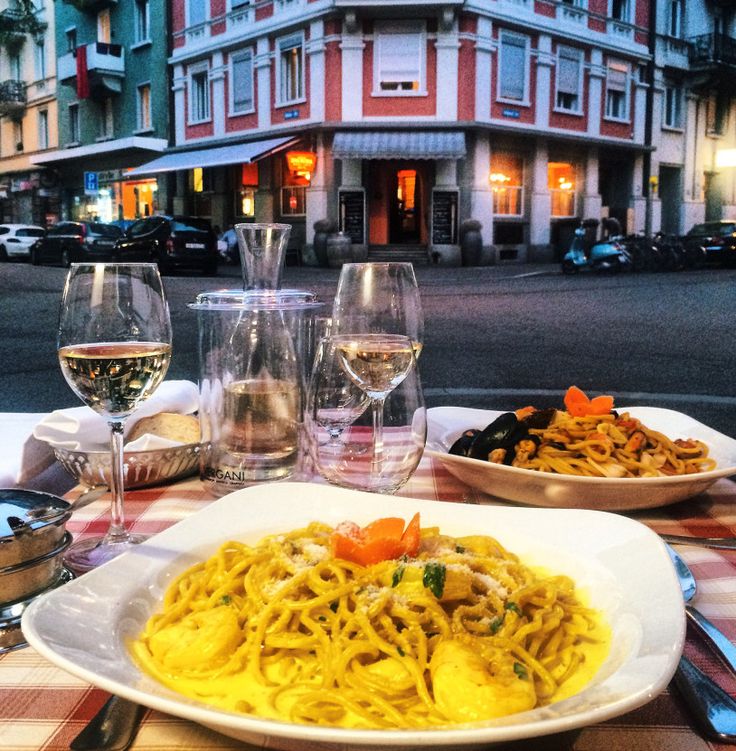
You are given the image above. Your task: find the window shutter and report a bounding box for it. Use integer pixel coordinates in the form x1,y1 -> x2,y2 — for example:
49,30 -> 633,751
500,34 -> 526,100
607,63 -> 627,91
557,49 -> 580,95
378,32 -> 421,84
232,53 -> 253,111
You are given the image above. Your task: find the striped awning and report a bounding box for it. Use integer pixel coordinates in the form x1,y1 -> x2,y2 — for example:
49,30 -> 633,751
332,131 -> 466,160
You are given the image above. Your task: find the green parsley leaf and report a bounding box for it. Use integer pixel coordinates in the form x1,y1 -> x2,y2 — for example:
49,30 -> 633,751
391,565 -> 405,588
397,646 -> 406,657
489,615 -> 504,634
455,544 -> 465,554
505,601 -> 522,615
219,595 -> 231,605
513,662 -> 528,680
423,562 -> 447,598
318,615 -> 327,622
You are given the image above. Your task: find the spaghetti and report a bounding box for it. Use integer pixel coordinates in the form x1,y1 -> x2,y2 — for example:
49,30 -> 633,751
131,518 -> 609,729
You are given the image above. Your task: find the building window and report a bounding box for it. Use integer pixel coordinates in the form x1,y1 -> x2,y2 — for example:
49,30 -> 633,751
230,49 -> 254,114
66,28 -> 77,52
663,85 -> 682,129
610,0 -> 630,22
137,83 -> 152,130
548,162 -> 577,218
35,36 -> 46,80
669,0 -> 683,37
374,21 -> 425,94
281,185 -> 306,216
98,98 -> 113,139
277,33 -> 304,105
490,154 -> 524,216
188,65 -> 210,123
38,110 -> 48,149
9,52 -> 21,80
605,60 -> 629,120
13,120 -> 22,152
97,9 -> 111,43
555,46 -> 582,113
187,0 -> 206,27
69,103 -> 80,143
707,93 -> 728,136
498,31 -> 528,103
134,0 -> 150,43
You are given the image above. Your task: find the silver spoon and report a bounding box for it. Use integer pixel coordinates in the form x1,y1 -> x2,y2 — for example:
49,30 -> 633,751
666,544 -> 736,675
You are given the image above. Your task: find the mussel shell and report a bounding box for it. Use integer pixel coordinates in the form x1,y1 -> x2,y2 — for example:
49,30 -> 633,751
521,408 -> 556,430
449,429 -> 480,457
468,413 -> 528,462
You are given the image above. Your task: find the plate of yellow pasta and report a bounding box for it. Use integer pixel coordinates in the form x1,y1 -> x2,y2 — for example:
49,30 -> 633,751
22,482 -> 684,749
426,403 -> 736,510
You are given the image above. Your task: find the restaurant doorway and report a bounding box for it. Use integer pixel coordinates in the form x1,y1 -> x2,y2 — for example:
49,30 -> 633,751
367,161 -> 431,246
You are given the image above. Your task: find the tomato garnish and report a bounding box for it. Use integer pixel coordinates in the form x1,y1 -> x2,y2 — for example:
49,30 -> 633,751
563,385 -> 614,417
331,513 -> 421,566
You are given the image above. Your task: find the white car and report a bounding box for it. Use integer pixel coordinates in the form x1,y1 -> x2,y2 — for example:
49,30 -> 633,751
0,224 -> 46,261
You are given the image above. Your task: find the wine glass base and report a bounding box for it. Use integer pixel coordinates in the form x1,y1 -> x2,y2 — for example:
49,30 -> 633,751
62,533 -> 148,575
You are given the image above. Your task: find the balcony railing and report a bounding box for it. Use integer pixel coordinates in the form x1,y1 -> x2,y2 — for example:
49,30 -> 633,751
58,42 -> 125,95
0,79 -> 26,116
689,33 -> 736,68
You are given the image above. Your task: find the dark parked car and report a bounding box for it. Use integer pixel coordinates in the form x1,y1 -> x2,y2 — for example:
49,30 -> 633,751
30,221 -> 123,267
683,220 -> 736,266
115,215 -> 219,275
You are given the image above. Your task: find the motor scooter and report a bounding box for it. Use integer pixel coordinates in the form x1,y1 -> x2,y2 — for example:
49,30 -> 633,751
561,218 -> 632,274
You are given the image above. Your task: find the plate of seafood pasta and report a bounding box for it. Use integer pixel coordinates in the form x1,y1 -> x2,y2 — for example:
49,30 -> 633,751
426,397 -> 736,510
23,482 -> 683,749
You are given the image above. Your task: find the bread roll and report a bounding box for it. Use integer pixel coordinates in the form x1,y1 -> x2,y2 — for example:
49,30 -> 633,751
127,413 -> 201,444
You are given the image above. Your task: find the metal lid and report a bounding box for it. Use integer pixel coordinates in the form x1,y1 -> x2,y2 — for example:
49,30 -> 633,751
188,288 -> 323,312
0,489 -> 71,542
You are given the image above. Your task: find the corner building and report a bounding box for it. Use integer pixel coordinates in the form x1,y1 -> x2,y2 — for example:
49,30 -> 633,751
131,0 -> 663,262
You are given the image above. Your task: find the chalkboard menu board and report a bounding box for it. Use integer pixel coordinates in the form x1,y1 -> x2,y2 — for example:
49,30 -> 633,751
339,190 -> 365,245
432,191 -> 458,245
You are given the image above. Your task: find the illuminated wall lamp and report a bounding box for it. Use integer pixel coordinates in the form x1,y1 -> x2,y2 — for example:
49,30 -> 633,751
286,150 -> 317,182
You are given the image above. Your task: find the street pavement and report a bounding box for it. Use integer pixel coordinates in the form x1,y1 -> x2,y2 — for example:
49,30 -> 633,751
1,259 -> 735,436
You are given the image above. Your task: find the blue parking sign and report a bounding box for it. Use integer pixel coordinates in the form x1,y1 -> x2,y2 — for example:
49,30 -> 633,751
84,172 -> 98,193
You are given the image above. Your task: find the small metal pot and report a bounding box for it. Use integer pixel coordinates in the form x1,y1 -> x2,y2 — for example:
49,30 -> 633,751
0,489 -> 72,605
0,532 -> 72,605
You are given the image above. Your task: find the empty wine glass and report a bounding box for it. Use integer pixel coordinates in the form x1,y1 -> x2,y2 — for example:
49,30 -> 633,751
307,336 -> 370,451
307,335 -> 425,493
57,263 -> 172,572
331,262 -> 424,358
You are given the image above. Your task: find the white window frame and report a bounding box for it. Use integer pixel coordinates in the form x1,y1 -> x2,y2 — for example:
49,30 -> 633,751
136,82 -> 152,132
34,36 -> 46,81
497,31 -> 530,105
276,32 -> 305,107
97,97 -> 114,140
188,63 -> 211,124
38,109 -> 48,149
134,0 -> 150,45
9,52 -> 21,80
663,85 -> 682,130
554,46 -> 583,114
490,156 -> 525,217
229,48 -> 255,115
604,60 -> 629,122
610,0 -> 631,23
669,0 -> 683,37
65,27 -> 77,52
372,20 -> 426,97
186,0 -> 208,28
68,103 -> 80,144
281,185 -> 306,216
13,120 -> 23,151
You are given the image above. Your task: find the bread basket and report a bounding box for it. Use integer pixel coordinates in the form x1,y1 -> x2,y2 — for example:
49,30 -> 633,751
54,443 -> 201,489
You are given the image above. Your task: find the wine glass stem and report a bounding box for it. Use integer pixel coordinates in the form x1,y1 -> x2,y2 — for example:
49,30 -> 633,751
106,419 -> 129,543
371,397 -> 386,471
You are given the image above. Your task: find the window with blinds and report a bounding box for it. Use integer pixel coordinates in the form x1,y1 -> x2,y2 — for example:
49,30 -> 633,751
231,50 -> 254,113
498,32 -> 528,103
375,21 -> 425,93
278,34 -> 304,104
555,46 -> 582,112
604,60 -> 628,120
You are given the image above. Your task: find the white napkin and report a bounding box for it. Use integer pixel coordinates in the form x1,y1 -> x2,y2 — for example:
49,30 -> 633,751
33,380 -> 200,452
0,412 -> 56,487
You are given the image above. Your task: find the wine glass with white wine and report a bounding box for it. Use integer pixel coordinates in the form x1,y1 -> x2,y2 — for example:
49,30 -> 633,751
57,263 -> 172,573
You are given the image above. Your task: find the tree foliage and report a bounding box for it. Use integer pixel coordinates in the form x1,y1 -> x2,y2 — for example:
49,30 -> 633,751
0,0 -> 46,46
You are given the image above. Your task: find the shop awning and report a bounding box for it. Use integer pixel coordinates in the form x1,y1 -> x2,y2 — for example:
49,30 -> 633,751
30,136 -> 168,166
332,131 -> 466,160
126,136 -> 299,176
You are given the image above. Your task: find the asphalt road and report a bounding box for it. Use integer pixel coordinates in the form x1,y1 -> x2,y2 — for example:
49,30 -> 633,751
2,259 -> 735,435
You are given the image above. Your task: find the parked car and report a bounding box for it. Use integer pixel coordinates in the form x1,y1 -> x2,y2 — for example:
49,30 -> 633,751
683,220 -> 736,266
0,224 -> 46,261
30,221 -> 123,267
115,215 -> 219,275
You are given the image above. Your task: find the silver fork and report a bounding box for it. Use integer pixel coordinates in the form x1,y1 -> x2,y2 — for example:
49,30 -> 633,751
661,533 -> 736,551
70,694 -> 146,751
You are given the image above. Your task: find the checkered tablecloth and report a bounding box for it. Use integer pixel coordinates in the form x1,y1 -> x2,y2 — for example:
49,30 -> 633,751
3,456 -> 736,751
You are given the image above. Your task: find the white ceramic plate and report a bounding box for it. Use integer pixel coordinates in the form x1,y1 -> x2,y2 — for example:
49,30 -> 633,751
22,483 -> 683,750
426,406 -> 736,511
